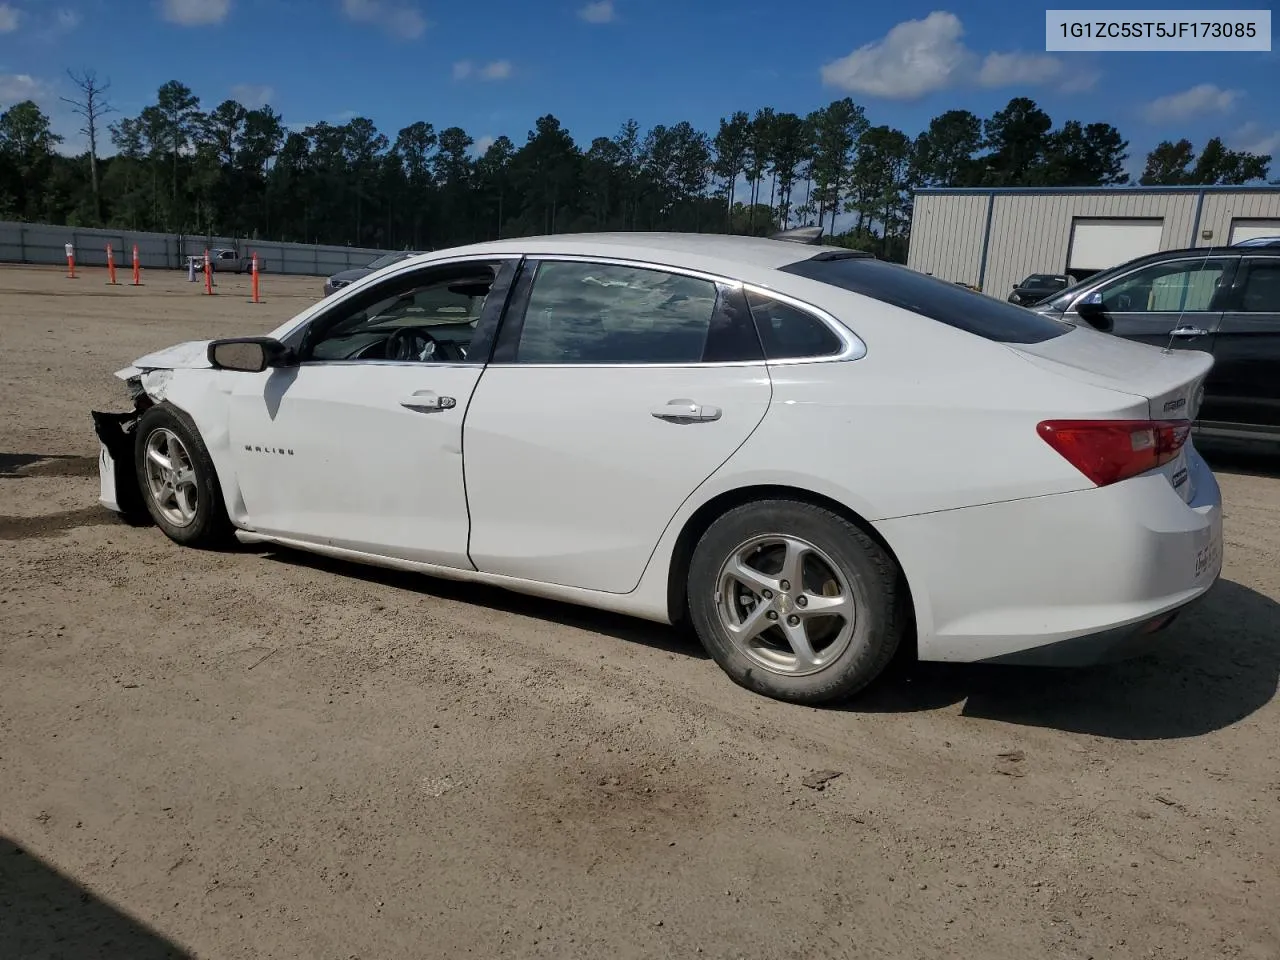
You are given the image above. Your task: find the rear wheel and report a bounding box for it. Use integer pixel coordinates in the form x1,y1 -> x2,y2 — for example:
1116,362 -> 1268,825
688,500 -> 904,705
134,404 -> 231,548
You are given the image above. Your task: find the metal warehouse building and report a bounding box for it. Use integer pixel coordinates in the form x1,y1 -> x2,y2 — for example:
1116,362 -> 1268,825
906,185 -> 1280,299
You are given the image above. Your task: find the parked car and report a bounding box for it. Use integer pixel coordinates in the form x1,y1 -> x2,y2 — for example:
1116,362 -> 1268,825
1231,236 -> 1280,248
186,248 -> 255,274
92,232 -> 1222,705
1008,273 -> 1071,306
1033,245 -> 1280,445
324,250 -> 421,297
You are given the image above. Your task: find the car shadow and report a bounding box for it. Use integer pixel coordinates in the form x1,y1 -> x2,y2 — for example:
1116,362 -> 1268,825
0,453 -> 98,478
258,546 -> 709,660
853,579 -> 1280,740
260,549 -> 1277,738
0,836 -> 192,959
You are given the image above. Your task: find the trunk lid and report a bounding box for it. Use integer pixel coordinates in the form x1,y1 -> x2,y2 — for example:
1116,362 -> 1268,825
1010,324 -> 1211,502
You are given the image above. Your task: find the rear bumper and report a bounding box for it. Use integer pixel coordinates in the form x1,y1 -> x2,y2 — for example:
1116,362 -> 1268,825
976,595 -> 1206,666
875,447 -> 1223,665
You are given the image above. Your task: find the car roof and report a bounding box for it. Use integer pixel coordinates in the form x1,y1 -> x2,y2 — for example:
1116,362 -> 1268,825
1104,244 -> 1280,267
402,232 -> 822,278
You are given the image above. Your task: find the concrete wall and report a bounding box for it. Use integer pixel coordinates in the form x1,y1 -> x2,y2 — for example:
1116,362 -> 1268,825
0,220 -> 400,277
906,188 -> 1280,298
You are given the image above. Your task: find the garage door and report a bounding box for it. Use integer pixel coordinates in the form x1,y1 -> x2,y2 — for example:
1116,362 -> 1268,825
1230,220 -> 1280,244
1068,219 -> 1165,272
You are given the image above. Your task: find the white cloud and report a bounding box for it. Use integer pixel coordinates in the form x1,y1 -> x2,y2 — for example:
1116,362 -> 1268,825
1143,84 -> 1241,123
0,73 -> 53,104
1059,69 -> 1101,94
821,11 -> 1086,100
454,59 -> 512,81
1232,122 -> 1280,158
578,0 -> 615,23
472,134 -> 495,155
57,9 -> 81,30
0,3 -> 20,33
230,83 -> 273,108
821,11 -> 971,99
340,0 -> 426,38
160,0 -> 230,26
977,52 -> 1063,88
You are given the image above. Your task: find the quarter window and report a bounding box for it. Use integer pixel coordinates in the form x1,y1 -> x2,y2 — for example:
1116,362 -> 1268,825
1098,260 -> 1228,313
514,261 -> 726,365
1238,261 -> 1280,313
745,290 -> 843,359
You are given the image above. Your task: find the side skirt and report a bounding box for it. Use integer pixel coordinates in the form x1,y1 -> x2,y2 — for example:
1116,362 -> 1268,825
234,530 -> 674,625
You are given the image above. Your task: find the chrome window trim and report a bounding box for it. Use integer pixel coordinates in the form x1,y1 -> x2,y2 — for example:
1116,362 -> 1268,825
482,252 -> 867,369
296,360 -> 479,370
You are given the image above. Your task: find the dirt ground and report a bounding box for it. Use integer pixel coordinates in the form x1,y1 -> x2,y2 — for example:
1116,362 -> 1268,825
1,263 -> 1277,960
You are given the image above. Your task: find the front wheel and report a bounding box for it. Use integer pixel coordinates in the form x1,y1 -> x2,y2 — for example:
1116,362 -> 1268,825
134,404 -> 232,548
687,500 -> 905,705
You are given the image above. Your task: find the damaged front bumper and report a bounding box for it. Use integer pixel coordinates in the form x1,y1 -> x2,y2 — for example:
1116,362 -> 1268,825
91,376 -> 152,524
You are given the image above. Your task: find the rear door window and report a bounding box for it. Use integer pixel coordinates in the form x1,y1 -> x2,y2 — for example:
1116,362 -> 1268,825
781,255 -> 1071,344
1236,260 -> 1280,313
508,260 -> 762,365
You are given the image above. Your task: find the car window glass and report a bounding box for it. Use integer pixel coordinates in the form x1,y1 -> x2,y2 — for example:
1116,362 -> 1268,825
745,290 -> 842,360
515,261 -> 719,364
1098,260 -> 1227,313
781,255 -> 1069,344
1239,262 -> 1280,313
305,267 -> 495,363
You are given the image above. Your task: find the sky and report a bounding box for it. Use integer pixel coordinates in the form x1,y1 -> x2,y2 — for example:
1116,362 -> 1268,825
0,0 -> 1276,180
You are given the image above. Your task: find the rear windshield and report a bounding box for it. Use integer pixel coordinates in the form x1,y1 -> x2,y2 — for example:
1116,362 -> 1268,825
780,256 -> 1071,344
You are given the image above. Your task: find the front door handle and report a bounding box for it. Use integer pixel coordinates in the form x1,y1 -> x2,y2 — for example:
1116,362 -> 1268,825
651,399 -> 722,423
400,391 -> 456,413
1170,326 -> 1210,339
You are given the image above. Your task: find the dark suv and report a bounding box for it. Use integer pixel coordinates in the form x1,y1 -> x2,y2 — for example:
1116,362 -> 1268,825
1032,246 -> 1280,444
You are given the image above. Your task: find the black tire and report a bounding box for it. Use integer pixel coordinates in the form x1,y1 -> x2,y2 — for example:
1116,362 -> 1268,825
687,499 -> 904,705
133,403 -> 232,548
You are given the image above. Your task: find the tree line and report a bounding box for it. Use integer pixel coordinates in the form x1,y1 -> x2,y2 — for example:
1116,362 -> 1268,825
0,74 -> 1272,262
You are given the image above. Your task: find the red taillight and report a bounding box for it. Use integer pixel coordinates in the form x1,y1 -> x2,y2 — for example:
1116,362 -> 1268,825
1037,419 -> 1191,486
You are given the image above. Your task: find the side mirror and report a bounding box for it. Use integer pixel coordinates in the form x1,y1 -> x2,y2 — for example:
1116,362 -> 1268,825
207,337 -> 293,372
1073,293 -> 1113,332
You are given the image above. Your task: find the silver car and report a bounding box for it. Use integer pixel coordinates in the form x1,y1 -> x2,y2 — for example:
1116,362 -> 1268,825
323,251 -> 421,297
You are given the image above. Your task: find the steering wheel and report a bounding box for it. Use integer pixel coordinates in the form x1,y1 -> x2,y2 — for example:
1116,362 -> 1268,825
386,326 -> 445,362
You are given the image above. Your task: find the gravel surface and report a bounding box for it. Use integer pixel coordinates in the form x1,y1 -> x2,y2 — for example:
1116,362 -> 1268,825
2,264 -> 1277,960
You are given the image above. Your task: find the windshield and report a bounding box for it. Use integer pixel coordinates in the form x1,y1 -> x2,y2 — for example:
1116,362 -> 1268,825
1025,274 -> 1066,287
366,252 -> 409,270
781,255 -> 1071,344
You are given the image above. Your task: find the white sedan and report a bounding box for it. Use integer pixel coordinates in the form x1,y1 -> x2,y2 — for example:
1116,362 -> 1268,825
93,232 -> 1224,705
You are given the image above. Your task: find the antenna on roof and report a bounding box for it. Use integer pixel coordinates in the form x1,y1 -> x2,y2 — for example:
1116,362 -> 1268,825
769,225 -> 824,245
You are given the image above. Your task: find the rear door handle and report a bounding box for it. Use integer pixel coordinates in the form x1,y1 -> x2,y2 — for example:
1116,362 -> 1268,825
650,399 -> 722,423
1170,326 -> 1210,338
400,391 -> 456,413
